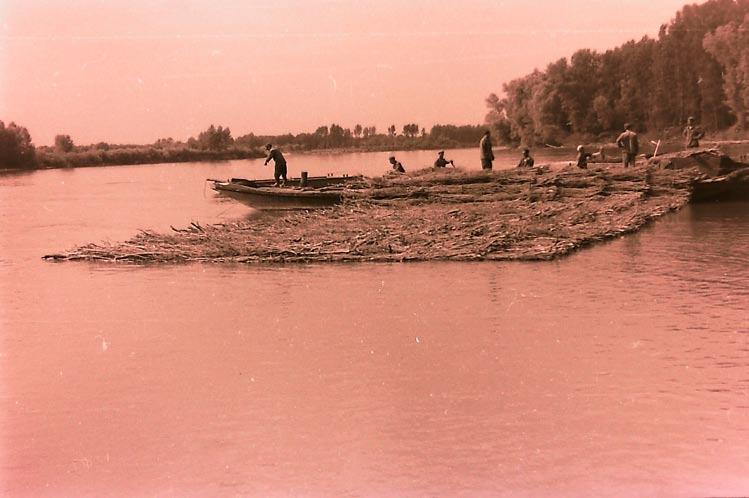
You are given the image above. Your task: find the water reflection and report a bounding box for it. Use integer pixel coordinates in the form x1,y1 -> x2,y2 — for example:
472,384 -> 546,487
1,163 -> 748,496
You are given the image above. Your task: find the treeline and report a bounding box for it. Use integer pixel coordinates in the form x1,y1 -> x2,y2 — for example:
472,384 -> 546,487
234,123 -> 488,151
486,0 -> 749,146
1,121 -> 488,170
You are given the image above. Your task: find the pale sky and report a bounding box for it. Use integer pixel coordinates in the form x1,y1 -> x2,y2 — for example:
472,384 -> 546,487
1,0 -> 695,145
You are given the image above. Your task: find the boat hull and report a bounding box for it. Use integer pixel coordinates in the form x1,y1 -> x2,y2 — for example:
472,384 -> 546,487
228,175 -> 361,189
212,181 -> 344,210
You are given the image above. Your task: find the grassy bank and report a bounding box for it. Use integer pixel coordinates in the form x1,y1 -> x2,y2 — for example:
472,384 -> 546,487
36,146 -> 264,169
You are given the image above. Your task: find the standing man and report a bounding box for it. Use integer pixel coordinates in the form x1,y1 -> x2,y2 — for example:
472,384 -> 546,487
480,130 -> 494,170
616,123 -> 639,168
433,151 -> 454,168
264,143 -> 288,186
683,116 -> 705,149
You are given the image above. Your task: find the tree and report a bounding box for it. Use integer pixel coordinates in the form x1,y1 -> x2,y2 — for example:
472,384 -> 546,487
401,123 -> 419,137
485,0 -> 749,139
329,123 -> 346,147
704,14 -> 749,129
0,121 -> 37,169
388,124 -> 396,137
193,124 -> 234,150
54,134 -> 74,153
353,124 -> 363,138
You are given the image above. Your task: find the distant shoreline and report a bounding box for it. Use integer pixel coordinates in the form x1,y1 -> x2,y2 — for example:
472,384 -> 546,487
4,138 -> 749,173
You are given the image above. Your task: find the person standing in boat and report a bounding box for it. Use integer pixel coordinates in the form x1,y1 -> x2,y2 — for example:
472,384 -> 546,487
433,150 -> 454,168
388,154 -> 405,174
683,116 -> 705,149
263,143 -> 288,187
517,148 -> 534,168
479,129 -> 494,170
616,123 -> 639,168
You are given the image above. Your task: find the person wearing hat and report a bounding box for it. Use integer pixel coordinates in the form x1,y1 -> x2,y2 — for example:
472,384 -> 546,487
683,116 -> 705,149
576,145 -> 593,169
263,143 -> 288,186
388,154 -> 405,174
433,150 -> 454,168
616,123 -> 639,168
479,129 -> 494,170
517,148 -> 535,168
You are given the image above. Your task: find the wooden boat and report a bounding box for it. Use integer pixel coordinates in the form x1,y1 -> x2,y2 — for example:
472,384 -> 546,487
209,175 -> 359,209
226,174 -> 362,189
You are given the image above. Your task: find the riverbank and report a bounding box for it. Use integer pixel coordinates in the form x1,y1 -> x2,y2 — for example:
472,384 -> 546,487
45,150 -> 747,264
35,146 -> 265,169
572,138 -> 749,164
6,136 -> 747,173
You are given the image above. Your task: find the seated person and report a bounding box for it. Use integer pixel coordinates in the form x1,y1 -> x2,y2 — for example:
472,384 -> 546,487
434,151 -> 454,168
576,145 -> 593,169
389,155 -> 405,173
517,148 -> 535,168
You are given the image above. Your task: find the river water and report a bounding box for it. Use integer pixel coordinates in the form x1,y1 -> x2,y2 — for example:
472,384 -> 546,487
1,149 -> 748,497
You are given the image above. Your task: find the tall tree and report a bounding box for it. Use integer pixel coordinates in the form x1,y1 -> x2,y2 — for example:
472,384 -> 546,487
704,14 -> 749,129
54,134 -> 75,153
0,121 -> 37,169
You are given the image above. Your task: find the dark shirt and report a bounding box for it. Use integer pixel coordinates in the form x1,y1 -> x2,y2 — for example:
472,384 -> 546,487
683,125 -> 704,148
517,156 -> 534,168
391,161 -> 405,173
265,148 -> 286,166
434,157 -> 451,168
576,152 -> 592,169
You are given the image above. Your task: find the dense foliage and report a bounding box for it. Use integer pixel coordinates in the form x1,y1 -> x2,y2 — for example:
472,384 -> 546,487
486,0 -> 749,145
19,122 -> 486,170
187,125 -> 234,151
0,121 -> 36,169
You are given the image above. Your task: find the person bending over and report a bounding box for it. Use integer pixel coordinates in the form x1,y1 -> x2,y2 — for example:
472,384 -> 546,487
264,143 -> 288,186
389,155 -> 405,174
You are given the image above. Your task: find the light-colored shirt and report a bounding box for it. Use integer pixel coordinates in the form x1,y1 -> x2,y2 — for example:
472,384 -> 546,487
616,130 -> 639,154
480,135 -> 494,160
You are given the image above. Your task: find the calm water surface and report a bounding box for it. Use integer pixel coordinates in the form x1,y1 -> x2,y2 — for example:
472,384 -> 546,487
1,151 -> 748,497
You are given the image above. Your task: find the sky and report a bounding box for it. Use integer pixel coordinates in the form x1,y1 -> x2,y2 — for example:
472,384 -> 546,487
1,0 -> 696,146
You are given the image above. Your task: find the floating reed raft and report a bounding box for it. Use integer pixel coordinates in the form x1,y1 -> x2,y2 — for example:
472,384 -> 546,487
44,150 -> 748,264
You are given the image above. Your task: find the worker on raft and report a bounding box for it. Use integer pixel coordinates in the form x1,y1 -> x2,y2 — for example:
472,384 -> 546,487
388,154 -> 406,174
434,150 -> 454,168
683,116 -> 705,149
263,143 -> 288,187
517,148 -> 535,168
479,129 -> 494,170
576,145 -> 593,169
616,123 -> 639,168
